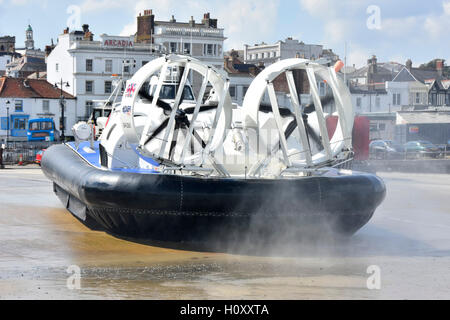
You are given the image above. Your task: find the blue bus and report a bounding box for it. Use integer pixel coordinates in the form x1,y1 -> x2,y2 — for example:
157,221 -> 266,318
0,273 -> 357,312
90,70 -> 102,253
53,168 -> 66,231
27,118 -> 57,142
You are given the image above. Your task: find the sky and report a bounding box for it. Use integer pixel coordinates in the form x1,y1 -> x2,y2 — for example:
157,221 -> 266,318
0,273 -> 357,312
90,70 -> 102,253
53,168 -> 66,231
0,0 -> 449,68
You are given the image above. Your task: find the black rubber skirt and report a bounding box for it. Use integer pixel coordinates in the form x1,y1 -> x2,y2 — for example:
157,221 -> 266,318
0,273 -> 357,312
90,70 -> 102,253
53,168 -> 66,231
41,144 -> 386,241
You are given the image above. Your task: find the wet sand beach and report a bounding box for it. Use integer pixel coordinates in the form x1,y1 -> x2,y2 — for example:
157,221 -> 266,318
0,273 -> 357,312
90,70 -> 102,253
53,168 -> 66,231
1,166 -> 449,299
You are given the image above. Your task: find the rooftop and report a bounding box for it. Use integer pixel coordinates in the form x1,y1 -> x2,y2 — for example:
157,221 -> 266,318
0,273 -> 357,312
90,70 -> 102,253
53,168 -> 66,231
397,109 -> 450,124
0,77 -> 75,99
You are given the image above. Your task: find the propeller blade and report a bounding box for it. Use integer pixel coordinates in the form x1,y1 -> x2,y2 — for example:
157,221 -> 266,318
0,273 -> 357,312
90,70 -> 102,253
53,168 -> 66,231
304,95 -> 334,114
305,123 -> 324,150
169,123 -> 182,160
143,118 -> 170,146
259,102 -> 293,117
138,88 -> 172,113
180,117 -> 207,149
183,103 -> 219,114
284,119 -> 298,140
192,130 -> 207,149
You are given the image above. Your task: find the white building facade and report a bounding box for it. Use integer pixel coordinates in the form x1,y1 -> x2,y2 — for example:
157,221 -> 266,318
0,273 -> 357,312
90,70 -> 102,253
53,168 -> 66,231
244,38 -> 326,66
47,29 -> 159,121
0,53 -> 14,72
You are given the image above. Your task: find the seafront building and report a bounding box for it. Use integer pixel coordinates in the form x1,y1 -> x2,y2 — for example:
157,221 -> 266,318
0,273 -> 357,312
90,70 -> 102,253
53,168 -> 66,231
135,10 -> 226,93
0,76 -> 76,142
244,37 -> 339,67
46,24 -> 159,122
47,11 -> 226,121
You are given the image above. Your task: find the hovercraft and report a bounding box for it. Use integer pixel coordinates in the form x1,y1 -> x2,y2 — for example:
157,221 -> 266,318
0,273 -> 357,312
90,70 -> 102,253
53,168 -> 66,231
41,55 -> 386,241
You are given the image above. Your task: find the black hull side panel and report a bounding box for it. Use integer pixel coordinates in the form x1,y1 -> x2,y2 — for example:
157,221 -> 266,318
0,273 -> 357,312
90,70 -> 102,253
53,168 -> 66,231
42,144 -> 386,241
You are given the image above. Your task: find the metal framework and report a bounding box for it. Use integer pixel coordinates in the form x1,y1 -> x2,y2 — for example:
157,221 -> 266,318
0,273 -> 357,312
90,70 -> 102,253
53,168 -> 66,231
101,55 -> 354,178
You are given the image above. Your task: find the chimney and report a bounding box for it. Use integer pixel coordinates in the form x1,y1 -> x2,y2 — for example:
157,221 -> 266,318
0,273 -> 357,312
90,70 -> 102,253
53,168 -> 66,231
82,24 -> 89,33
436,59 -> 443,77
189,16 -> 195,27
63,27 -> 69,34
406,59 -> 412,71
137,9 -> 155,44
202,12 -> 217,28
369,55 -> 377,73
170,15 -> 176,23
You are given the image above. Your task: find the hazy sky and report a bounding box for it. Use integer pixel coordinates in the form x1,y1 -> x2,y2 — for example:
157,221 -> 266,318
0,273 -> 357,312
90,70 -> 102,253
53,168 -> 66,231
0,0 -> 449,68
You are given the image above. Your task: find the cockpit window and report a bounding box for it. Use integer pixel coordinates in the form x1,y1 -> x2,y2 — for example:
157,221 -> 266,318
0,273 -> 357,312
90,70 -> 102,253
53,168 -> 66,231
158,85 -> 195,101
160,85 -> 176,100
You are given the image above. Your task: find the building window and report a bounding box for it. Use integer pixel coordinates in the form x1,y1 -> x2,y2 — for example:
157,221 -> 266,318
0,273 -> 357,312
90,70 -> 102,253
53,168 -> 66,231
105,81 -> 112,94
15,100 -> 23,112
229,86 -> 236,98
105,60 -> 112,73
123,65 -> 130,73
376,97 -> 380,108
56,63 -> 59,72
86,59 -> 93,72
183,43 -> 191,55
85,101 -> 94,118
319,82 -> 326,96
170,42 -> 177,53
379,123 -> 386,131
86,81 -> 94,93
42,100 -> 50,113
243,86 -> 249,97
207,44 -> 214,55
356,97 -> 362,109
13,118 -> 26,130
416,92 -> 420,104
393,93 -> 401,106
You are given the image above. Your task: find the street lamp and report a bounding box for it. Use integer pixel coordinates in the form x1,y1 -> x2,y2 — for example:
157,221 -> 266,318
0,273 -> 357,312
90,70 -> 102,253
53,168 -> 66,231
54,80 -> 70,142
5,100 -> 10,146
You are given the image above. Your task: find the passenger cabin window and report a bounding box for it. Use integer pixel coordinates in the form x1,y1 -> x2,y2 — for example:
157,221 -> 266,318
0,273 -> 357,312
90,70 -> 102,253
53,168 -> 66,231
159,85 -> 195,101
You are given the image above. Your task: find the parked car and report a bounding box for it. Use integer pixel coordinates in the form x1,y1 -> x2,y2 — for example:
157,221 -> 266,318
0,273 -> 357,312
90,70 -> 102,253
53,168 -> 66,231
369,140 -> 405,160
404,141 -> 441,159
445,140 -> 450,157
35,149 -> 46,166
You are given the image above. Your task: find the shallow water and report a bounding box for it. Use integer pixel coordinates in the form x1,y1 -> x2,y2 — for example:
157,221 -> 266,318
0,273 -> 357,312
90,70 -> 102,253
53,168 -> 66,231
0,167 -> 449,299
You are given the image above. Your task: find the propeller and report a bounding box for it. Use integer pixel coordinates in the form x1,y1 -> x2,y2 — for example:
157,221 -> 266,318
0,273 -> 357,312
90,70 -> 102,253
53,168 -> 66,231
284,115 -> 324,152
260,95 -> 333,152
141,101 -> 211,160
